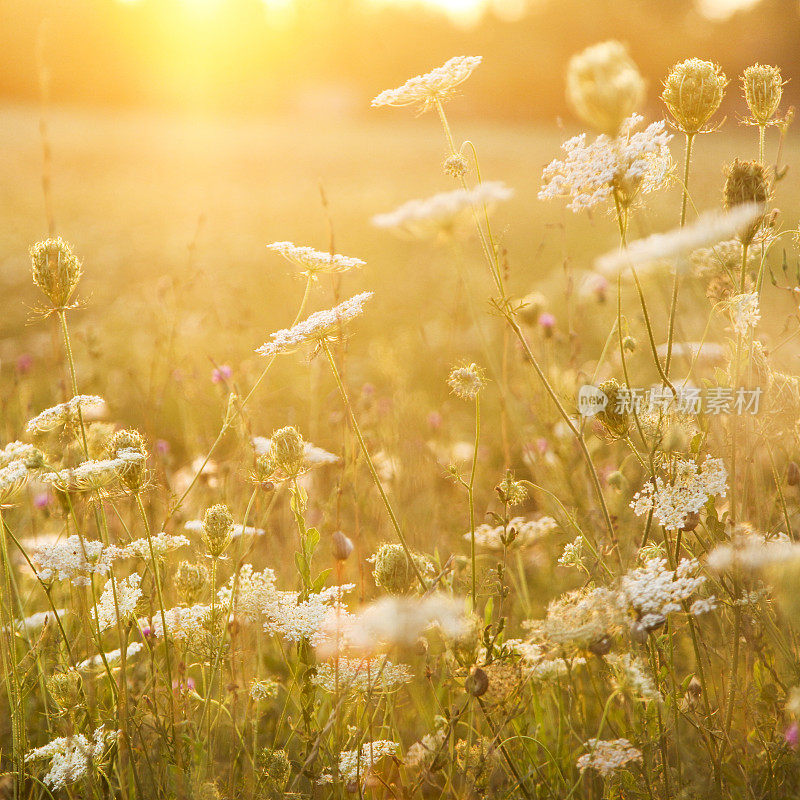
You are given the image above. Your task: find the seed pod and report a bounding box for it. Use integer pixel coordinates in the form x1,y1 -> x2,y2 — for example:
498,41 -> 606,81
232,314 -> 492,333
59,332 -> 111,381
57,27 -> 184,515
629,621 -> 649,644
174,560 -> 208,604
465,666 -> 489,697
742,63 -> 784,125
331,531 -> 354,562
269,427 -> 305,476
662,58 -> 727,134
724,159 -> 771,245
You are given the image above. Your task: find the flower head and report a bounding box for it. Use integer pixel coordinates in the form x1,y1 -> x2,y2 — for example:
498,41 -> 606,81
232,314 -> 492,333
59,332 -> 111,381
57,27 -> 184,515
742,63 -> 784,125
29,238 -> 83,309
662,58 -> 727,133
267,241 -> 365,280
577,738 -> 642,777
447,363 -> 487,400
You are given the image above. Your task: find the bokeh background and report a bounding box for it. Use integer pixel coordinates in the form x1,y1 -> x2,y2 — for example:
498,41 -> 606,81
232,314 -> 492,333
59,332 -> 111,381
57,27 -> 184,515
1,0 -> 798,491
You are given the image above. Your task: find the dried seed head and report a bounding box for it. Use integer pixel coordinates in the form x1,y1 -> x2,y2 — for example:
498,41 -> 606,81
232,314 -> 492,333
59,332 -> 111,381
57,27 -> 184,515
331,530 -> 354,561
443,153 -> 469,178
596,379 -> 630,439
175,560 -> 208,604
370,543 -> 431,595
259,747 -> 291,784
29,238 -> 83,309
723,159 -> 770,244
86,422 -> 115,459
465,666 -> 489,697
268,426 -> 305,476
447,363 -> 487,401
111,428 -> 148,491
495,472 -> 527,506
47,669 -> 82,710
202,503 -> 234,558
742,63 -> 784,125
662,58 -> 727,134
566,40 -> 646,135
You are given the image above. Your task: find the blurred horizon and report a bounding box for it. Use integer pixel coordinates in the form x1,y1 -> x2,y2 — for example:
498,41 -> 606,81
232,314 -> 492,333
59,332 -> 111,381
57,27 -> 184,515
2,0 -> 800,124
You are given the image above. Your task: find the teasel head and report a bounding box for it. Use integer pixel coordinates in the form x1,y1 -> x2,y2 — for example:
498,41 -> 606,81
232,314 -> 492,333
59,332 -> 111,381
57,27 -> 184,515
29,238 -> 83,311
202,503 -> 234,558
596,379 -> 630,439
742,63 -> 784,126
723,159 -> 771,244
175,560 -> 208,604
566,40 -> 645,135
447,363 -> 487,401
47,669 -> 82,712
111,428 -> 148,491
268,426 -> 305,477
662,58 -> 727,134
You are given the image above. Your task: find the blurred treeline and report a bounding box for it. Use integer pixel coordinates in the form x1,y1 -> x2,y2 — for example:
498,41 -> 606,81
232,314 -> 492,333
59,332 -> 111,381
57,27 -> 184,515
1,0 -> 799,121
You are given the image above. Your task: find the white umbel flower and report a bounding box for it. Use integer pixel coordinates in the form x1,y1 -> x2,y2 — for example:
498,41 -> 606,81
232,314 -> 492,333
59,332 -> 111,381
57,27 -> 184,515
372,55 -> 481,110
256,292 -> 373,358
313,656 -> 413,694
333,740 -> 399,785
26,396 -> 106,434
78,642 -> 143,671
267,241 -> 365,280
576,738 -> 642,777
31,536 -> 125,586
92,573 -> 142,631
252,436 -> 339,470
728,292 -> 761,336
469,516 -> 557,550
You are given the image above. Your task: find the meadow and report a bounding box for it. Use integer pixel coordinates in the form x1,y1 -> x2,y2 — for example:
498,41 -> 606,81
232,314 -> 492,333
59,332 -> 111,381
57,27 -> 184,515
2,46 -> 800,799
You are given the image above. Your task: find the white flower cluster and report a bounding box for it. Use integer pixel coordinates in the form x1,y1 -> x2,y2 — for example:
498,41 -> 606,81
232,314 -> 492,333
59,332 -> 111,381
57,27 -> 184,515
256,292 -> 373,358
372,182 -> 513,239
539,114 -> 672,212
217,564 -> 277,623
371,55 -> 481,110
44,449 -> 145,492
0,440 -> 41,500
31,536 -> 125,586
707,529 -> 799,572
405,728 -> 447,771
150,604 -> 211,643
729,291 -> 761,336
621,557 -> 706,629
264,585 -> 355,647
313,656 -> 413,694
252,436 -> 339,470
334,740 -> 399,785
123,532 -> 190,559
607,653 -> 661,702
469,515 -> 557,550
630,456 -> 727,531
26,395 -> 106,434
543,586 -> 623,650
267,241 -> 365,279
9,608 -> 67,633
78,642 -> 143,671
25,726 -> 118,790
576,738 -> 642,777
92,573 -> 142,631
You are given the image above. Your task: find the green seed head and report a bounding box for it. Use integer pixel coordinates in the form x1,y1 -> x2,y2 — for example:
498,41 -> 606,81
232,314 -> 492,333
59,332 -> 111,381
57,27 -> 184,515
202,503 -> 234,558
29,238 -> 83,309
742,63 -> 783,125
662,58 -> 727,134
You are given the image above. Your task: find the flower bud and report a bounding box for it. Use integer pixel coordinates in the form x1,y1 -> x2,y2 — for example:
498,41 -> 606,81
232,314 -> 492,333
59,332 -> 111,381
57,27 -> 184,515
465,666 -> 489,697
788,461 -> 800,487
331,530 -> 354,561
268,426 -> 305,476
566,41 -> 645,135
723,159 -> 770,244
662,59 -> 727,134
47,670 -> 82,710
589,634 -> 613,656
202,503 -> 234,558
175,560 -> 208,604
596,379 -> 629,439
29,238 -> 83,309
370,543 -> 430,595
112,428 -> 148,491
443,153 -> 468,178
742,63 -> 783,125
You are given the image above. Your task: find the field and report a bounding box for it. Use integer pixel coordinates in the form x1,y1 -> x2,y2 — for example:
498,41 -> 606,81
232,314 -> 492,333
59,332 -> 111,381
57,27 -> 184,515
4,53 -> 800,800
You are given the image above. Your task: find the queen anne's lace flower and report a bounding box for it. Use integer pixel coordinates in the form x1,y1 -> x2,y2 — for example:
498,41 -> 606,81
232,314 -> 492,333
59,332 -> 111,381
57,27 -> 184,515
372,182 -> 512,239
630,456 -> 727,531
25,726 -> 118,790
78,642 -> 143,671
92,573 -> 142,630
44,450 -> 145,492
26,396 -> 106,434
729,292 -> 761,336
31,536 -> 125,585
707,528 -> 798,572
217,564 -> 277,622
267,241 -> 365,279
469,516 -> 557,550
313,656 -> 413,694
540,115 -> 672,212
150,604 -> 211,643
256,292 -> 373,358
122,533 -> 190,559
372,55 -> 481,110
252,436 -> 339,470
576,738 -> 642,777
329,740 -> 399,785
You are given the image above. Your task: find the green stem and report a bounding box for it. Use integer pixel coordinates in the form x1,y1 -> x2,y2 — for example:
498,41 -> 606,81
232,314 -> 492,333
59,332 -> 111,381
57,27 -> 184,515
468,394 -> 480,610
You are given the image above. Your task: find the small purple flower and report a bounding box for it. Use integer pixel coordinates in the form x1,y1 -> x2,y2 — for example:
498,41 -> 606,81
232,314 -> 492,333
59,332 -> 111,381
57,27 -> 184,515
786,722 -> 799,749
156,439 -> 170,456
16,354 -> 33,374
142,627 -> 151,638
538,312 -> 556,333
33,491 -> 51,509
427,411 -> 443,430
212,364 -> 233,384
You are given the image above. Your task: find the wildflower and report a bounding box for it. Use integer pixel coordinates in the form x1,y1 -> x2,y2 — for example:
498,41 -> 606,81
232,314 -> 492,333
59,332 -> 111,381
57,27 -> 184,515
249,678 -> 280,702
689,596 -> 718,616
724,159 -> 771,244
405,728 -> 447,772
123,532 -> 190,560
596,203 -> 762,276
742,64 -> 784,125
77,642 -> 143,671
263,584 -> 355,647
201,503 -> 234,558
543,586 -> 624,652
256,292 -> 373,358
369,543 -> 434,594
577,738 -> 642,777
607,653 -> 661,702
654,341 -> 726,366
621,557 -> 706,629
211,364 -> 232,383
25,726 -> 118,790
185,520 -> 264,541
443,152 -> 469,178
566,41 -> 645,135
786,722 -> 799,750
495,473 -> 527,506
267,241 -> 365,280
662,58 -> 727,134
175,561 -> 209,605
111,429 -> 148,491
26,395 -> 106,434
539,114 -> 672,212
150,604 -> 211,643
558,536 -> 585,569
538,312 -> 556,335
44,450 -> 145,492
469,516 -> 557,550
253,434 -> 339,474
29,237 -> 83,309
372,182 -> 513,239
447,362 -> 486,400
10,608 -> 67,632
707,528 -> 798,572
630,456 -> 727,531
31,535 -> 125,585
46,670 -> 82,710
92,573 -> 142,630
728,292 -> 760,336
313,656 -> 413,694
371,55 -> 481,111
217,564 -> 277,623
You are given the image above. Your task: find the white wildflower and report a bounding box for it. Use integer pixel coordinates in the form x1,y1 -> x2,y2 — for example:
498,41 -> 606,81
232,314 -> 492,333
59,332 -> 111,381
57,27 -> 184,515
577,738 -> 642,777
470,516 -> 557,550
123,533 -> 190,559
252,435 -> 339,470
654,341 -> 726,365
543,586 -> 624,651
371,55 -> 481,110
150,604 -> 211,643
9,608 -> 67,633
26,396 -> 106,434
30,535 -> 125,585
256,292 -> 373,358
405,728 -> 447,771
217,564 -> 277,623
44,450 -> 145,492
264,585 -> 355,647
729,292 -> 761,336
267,241 -> 365,279
607,653 -> 661,702
707,528 -> 798,572
77,642 -> 143,671
92,573 -> 142,631
335,740 -> 399,785
630,456 -> 727,531
558,536 -> 585,569
689,597 -> 718,616
313,656 -> 413,694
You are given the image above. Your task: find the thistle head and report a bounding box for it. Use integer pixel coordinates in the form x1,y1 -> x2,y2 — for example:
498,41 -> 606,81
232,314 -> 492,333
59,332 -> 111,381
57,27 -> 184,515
202,503 -> 234,558
662,58 -> 727,134
29,238 -> 83,310
566,40 -> 645,135
268,426 -> 305,477
447,363 -> 487,401
175,560 -> 208,604
723,159 -> 771,244
742,63 -> 784,125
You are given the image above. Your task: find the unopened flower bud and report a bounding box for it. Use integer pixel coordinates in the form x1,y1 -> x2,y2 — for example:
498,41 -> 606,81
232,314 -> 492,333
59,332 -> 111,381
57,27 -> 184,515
47,670 -> 82,710
622,335 -> 637,353
724,158 -> 770,244
29,238 -> 83,309
331,531 -> 354,561
596,379 -> 630,439
112,428 -> 148,491
202,503 -> 234,558
465,666 -> 489,697
369,543 -> 431,595
662,58 -> 727,134
608,470 -> 626,490
742,63 -> 784,125
268,426 -> 305,476
175,560 -> 208,604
